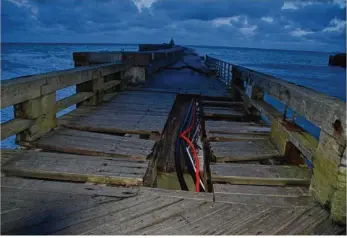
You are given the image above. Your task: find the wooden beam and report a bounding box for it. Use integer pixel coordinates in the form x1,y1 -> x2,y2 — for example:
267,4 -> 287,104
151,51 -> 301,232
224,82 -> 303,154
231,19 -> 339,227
234,65 -> 346,144
234,84 -> 318,161
1,62 -> 126,109
1,119 -> 35,140
103,80 -> 121,91
56,92 -> 94,112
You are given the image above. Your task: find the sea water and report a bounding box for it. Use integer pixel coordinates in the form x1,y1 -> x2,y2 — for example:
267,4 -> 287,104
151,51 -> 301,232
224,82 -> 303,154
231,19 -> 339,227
1,43 -> 346,148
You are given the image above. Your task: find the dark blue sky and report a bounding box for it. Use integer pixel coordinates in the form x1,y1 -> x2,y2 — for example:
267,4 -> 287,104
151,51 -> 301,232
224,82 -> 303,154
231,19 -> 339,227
2,0 -> 346,51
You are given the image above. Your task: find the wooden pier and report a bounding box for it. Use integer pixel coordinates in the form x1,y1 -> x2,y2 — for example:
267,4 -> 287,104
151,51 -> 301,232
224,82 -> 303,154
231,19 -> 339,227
1,42 -> 346,235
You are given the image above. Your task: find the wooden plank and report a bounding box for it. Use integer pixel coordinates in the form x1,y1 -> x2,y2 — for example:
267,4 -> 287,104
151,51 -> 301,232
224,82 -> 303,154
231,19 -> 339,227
103,80 -> 121,91
222,207 -> 306,235
103,92 -> 119,102
207,132 -> 269,142
15,92 -> 56,142
204,107 -> 246,118
85,198 -> 203,235
202,100 -> 243,108
213,184 -> 309,196
274,205 -> 330,235
2,150 -> 149,186
1,118 -> 35,140
210,140 -> 280,162
1,75 -> 46,109
24,128 -> 155,160
187,204 -> 263,235
4,194 -> 159,235
131,202 -> 229,235
211,163 -> 311,186
205,120 -> 270,134
139,187 -> 214,201
56,196 -> 181,235
56,92 -> 93,112
1,177 -> 139,198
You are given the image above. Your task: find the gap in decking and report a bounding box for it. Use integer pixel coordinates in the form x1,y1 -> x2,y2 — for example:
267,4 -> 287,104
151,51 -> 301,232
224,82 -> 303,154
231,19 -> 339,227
145,94 -> 211,192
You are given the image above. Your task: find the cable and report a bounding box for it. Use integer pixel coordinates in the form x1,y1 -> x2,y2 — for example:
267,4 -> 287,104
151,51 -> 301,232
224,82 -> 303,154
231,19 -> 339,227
180,102 -> 201,192
174,99 -> 193,191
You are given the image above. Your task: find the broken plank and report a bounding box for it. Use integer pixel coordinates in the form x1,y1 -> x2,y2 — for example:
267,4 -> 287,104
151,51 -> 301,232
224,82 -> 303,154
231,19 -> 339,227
2,151 -> 147,186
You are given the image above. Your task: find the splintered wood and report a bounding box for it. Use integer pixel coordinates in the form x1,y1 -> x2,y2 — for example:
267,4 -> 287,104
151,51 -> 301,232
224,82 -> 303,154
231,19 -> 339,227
23,128 -> 155,160
2,150 -> 149,186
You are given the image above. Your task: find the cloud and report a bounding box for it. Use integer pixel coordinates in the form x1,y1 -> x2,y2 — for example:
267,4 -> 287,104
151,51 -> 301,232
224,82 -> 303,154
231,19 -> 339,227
290,28 -> 314,36
1,0 -> 346,52
281,2 -> 298,10
240,25 -> 258,35
322,17 -> 346,32
261,17 -> 274,23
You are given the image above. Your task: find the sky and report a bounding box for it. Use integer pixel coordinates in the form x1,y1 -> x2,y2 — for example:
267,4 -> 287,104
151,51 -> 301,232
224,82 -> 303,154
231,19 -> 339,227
1,0 -> 346,51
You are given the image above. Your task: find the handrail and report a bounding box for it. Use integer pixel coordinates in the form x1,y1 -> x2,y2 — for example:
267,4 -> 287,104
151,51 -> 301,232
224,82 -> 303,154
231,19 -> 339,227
0,61 -> 131,142
1,62 -> 129,109
205,55 -> 346,146
1,46 -> 185,143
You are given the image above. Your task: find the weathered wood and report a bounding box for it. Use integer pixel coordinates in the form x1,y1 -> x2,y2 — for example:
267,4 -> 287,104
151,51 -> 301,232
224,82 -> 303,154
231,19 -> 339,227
210,140 -> 280,162
103,92 -> 119,102
22,128 -> 155,160
213,184 -> 309,196
234,85 -> 319,161
1,62 -> 127,109
1,76 -> 46,109
132,202 -> 229,235
202,100 -> 243,108
211,163 -> 311,186
208,132 -> 269,142
274,205 -> 330,235
233,65 -> 346,144
1,176 -> 139,198
56,92 -> 94,112
85,198 -> 201,235
103,80 -> 121,91
1,119 -> 35,140
2,150 -> 148,186
58,196 -> 181,235
15,92 -> 56,142
227,207 -> 307,235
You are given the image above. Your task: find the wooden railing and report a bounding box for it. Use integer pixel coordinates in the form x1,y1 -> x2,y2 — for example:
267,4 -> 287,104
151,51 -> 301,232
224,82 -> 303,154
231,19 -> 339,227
1,62 -> 131,142
1,46 -> 185,144
206,55 -> 346,223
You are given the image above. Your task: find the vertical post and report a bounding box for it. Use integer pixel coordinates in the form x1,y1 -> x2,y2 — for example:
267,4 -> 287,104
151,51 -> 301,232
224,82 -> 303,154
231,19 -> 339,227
76,70 -> 104,106
310,130 -> 346,224
231,66 -> 244,101
227,63 -> 230,86
15,92 -> 57,142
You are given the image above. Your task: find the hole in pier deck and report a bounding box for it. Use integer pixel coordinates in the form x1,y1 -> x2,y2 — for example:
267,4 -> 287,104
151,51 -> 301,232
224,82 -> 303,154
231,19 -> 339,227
145,94 -> 210,192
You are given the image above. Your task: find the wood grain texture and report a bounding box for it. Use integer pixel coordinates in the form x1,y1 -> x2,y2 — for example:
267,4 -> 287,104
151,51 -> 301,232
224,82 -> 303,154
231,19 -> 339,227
1,118 -> 35,140
210,140 -> 280,162
56,92 -> 94,112
211,163 -> 311,186
24,128 -> 155,160
2,150 -> 149,186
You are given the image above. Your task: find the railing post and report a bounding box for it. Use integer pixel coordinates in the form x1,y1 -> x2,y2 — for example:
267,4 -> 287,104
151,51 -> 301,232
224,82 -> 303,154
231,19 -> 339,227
310,130 -> 346,223
231,66 -> 244,101
76,70 -> 103,106
14,92 -> 57,142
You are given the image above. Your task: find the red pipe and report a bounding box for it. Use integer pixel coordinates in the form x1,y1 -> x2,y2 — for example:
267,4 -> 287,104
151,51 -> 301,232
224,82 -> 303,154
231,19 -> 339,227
180,102 -> 200,192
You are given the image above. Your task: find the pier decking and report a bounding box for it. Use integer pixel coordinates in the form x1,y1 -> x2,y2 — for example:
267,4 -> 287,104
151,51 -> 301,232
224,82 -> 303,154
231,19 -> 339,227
1,43 -> 346,235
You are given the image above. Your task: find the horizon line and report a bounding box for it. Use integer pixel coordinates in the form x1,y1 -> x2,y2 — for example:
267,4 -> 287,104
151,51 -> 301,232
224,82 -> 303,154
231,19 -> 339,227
1,41 -> 342,54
